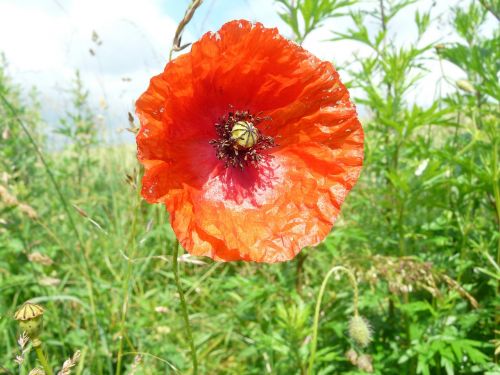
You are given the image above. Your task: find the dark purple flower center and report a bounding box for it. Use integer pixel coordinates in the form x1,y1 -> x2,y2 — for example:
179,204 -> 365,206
209,110 -> 276,169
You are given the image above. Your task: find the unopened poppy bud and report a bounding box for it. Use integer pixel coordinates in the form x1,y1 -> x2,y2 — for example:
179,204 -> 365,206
345,348 -> 358,365
14,302 -> 44,345
456,80 -> 475,93
348,315 -> 372,348
357,354 -> 373,372
231,121 -> 258,148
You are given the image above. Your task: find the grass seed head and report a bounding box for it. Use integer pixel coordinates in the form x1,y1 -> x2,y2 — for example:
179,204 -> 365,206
28,368 -> 46,375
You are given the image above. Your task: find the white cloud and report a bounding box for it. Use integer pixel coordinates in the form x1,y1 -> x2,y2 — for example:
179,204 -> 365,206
0,0 -> 180,142
0,0 -> 496,142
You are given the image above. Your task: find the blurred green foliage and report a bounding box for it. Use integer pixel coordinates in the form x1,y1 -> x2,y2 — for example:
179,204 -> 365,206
0,0 -> 499,374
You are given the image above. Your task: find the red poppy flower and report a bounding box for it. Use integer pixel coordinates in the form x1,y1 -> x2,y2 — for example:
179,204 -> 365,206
136,20 -> 363,263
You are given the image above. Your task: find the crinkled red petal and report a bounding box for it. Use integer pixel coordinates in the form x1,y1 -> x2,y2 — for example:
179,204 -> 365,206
136,20 -> 364,262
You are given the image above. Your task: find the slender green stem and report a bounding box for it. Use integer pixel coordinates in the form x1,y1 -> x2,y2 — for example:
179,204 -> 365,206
115,191 -> 141,375
492,128 -> 500,353
34,344 -> 54,375
307,266 -> 358,375
115,256 -> 134,375
492,137 -> 500,266
172,240 -> 198,374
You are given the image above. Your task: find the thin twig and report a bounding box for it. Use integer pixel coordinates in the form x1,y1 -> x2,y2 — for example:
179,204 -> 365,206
169,0 -> 204,60
479,0 -> 500,21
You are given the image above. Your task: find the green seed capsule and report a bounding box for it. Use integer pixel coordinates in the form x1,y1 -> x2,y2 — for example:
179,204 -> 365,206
14,302 -> 45,339
231,121 -> 258,148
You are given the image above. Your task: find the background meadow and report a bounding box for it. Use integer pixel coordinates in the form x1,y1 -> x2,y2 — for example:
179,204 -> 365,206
0,0 -> 499,374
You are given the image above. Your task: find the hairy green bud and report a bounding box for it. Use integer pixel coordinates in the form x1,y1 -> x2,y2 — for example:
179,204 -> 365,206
348,315 -> 372,348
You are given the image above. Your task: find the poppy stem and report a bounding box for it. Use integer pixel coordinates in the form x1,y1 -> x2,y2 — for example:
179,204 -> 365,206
172,240 -> 198,374
34,343 -> 54,375
307,265 -> 358,375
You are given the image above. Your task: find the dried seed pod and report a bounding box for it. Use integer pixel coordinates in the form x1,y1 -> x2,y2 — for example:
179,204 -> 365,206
357,354 -> 374,372
345,348 -> 358,365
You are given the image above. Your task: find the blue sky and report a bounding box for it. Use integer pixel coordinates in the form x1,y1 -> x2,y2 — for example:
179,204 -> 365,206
0,0 -> 492,144
0,0 -> 287,143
